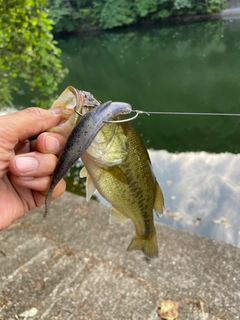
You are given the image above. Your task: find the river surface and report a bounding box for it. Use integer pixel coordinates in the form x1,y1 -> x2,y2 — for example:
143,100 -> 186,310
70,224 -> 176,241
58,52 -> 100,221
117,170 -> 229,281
11,18 -> 240,247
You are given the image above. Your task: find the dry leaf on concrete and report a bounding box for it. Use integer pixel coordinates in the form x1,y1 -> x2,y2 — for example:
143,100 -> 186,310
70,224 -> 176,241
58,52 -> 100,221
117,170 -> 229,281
19,307 -> 38,318
158,299 -> 179,320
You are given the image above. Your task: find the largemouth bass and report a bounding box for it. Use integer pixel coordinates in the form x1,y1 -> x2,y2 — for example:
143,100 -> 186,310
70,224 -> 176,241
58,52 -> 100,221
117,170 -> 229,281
46,86 -> 164,258
80,120 -> 164,258
44,100 -> 132,217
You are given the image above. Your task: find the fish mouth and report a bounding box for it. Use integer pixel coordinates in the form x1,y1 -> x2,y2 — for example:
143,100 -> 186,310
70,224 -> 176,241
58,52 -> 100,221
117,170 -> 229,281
52,86 -> 101,125
69,86 -> 101,117
82,90 -> 101,108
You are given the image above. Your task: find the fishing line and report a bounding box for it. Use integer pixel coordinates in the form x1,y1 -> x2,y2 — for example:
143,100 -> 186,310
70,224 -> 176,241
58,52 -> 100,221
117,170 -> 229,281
134,111 -> 240,117
104,110 -> 240,123
74,104 -> 240,124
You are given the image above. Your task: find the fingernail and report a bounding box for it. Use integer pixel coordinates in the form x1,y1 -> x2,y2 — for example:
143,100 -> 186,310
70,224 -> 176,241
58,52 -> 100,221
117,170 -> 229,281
46,136 -> 61,152
15,157 -> 39,173
50,107 -> 62,115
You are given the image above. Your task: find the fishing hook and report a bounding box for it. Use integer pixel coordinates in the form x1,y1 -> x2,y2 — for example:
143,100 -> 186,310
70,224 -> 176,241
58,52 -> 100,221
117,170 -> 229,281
74,105 -> 143,123
103,110 -> 145,123
74,105 -> 83,117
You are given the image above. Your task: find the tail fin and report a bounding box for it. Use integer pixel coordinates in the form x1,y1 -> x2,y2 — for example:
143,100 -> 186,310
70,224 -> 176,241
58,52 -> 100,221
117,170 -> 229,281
127,230 -> 158,258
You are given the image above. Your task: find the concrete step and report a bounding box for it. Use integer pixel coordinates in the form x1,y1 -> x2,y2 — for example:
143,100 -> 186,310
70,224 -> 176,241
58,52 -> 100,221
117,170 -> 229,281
0,192 -> 239,319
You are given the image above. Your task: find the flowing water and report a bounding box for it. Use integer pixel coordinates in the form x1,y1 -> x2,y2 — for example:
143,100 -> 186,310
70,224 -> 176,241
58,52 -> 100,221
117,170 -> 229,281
12,18 -> 240,247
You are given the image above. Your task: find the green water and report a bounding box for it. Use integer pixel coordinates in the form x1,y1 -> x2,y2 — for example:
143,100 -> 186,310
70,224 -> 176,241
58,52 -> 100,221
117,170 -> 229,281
57,19 -> 240,154
12,18 -> 240,247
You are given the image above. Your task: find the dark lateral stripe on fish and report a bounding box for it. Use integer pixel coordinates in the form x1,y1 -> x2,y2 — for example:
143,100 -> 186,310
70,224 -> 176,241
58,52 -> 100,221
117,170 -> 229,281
44,101 -> 132,217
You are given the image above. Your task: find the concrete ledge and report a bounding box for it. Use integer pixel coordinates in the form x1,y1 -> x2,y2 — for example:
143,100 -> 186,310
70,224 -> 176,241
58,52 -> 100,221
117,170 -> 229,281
0,192 -> 239,319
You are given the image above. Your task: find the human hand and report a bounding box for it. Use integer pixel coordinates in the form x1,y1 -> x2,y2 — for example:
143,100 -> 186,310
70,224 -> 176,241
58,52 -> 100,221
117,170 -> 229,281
0,107 -> 67,230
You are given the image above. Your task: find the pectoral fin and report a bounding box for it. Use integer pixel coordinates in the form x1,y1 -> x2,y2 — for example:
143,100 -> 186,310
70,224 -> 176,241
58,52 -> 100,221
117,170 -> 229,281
109,207 -> 129,224
153,181 -> 164,217
103,166 -> 128,184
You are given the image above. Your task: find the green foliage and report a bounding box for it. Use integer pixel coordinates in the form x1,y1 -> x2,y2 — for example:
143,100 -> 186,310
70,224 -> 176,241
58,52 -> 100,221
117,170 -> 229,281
0,0 -> 67,108
174,0 -> 192,10
99,0 -> 137,29
155,0 -> 173,19
47,0 -> 227,32
48,0 -> 100,33
47,0 -> 76,33
135,0 -> 157,18
206,0 -> 227,13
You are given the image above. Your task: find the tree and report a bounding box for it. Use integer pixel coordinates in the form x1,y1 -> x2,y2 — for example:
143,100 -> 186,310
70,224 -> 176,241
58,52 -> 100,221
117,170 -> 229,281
0,0 -> 67,108
45,0 -> 227,32
100,0 -> 137,29
47,0 -> 100,33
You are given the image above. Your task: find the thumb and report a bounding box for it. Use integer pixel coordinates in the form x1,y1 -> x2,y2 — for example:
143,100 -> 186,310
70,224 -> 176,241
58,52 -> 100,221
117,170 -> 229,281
1,107 -> 62,145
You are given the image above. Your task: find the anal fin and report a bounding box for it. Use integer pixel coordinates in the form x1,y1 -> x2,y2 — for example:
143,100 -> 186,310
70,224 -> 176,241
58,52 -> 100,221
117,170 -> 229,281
153,181 -> 164,217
